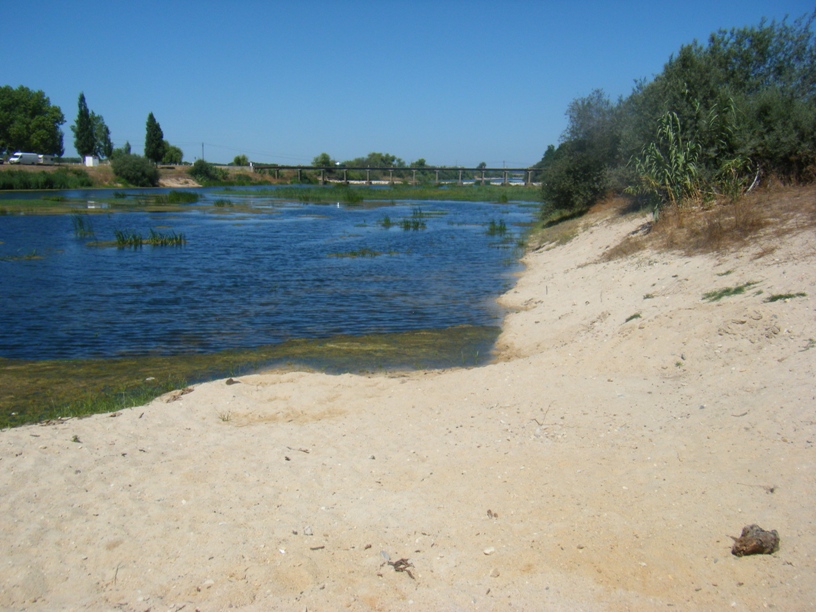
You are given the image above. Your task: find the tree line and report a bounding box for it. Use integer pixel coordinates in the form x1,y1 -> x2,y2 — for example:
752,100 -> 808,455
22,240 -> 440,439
0,87 -> 183,166
535,11 -> 816,215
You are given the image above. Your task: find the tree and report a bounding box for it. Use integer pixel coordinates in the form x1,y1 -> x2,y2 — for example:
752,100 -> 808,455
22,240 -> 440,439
110,141 -> 131,160
0,85 -> 65,156
232,154 -> 250,166
71,92 -> 95,158
144,112 -> 165,164
312,152 -> 335,166
161,141 -> 183,164
91,112 -> 113,159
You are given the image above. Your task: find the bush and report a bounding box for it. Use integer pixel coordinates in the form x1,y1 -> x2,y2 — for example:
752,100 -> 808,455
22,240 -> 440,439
111,154 -> 159,187
188,160 -> 227,185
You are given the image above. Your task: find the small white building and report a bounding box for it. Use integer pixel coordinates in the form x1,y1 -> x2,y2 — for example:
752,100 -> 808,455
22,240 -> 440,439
84,156 -> 99,167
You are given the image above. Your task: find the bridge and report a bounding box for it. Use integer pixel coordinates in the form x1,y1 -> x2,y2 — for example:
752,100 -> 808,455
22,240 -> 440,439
251,165 -> 540,185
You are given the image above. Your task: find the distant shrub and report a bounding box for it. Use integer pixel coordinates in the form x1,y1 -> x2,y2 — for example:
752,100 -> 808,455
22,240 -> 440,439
111,154 -> 159,187
189,160 -> 227,185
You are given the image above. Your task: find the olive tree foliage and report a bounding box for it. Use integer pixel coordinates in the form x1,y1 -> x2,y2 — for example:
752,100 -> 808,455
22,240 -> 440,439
232,154 -> 249,166
0,85 -> 65,156
144,112 -> 165,164
539,10 -> 816,213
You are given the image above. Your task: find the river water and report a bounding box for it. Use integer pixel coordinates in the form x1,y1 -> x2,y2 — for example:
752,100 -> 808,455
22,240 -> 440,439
0,189 -> 535,362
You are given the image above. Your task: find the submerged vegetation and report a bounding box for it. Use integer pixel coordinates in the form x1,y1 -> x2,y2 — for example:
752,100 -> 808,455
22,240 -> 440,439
0,326 -> 499,428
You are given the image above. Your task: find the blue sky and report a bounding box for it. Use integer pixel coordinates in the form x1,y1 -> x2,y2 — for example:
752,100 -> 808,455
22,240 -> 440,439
3,0 -> 814,166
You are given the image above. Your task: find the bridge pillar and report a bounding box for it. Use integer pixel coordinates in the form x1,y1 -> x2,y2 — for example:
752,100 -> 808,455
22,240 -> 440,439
435,170 -> 439,184
526,171 -> 532,186
503,170 -> 508,185
458,169 -> 463,185
366,169 -> 371,185
481,170 -> 485,186
320,169 -> 325,185
297,169 -> 302,182
389,169 -> 393,185
412,169 -> 416,185
343,169 -> 348,184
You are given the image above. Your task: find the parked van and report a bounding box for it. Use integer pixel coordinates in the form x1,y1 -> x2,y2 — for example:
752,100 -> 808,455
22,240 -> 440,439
38,154 -> 55,165
8,152 -> 39,165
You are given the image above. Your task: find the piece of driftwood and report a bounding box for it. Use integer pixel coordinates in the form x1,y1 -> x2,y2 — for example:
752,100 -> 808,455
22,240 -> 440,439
731,524 -> 780,556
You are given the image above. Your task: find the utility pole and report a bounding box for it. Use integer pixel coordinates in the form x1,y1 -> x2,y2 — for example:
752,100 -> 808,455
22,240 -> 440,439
201,143 -> 204,161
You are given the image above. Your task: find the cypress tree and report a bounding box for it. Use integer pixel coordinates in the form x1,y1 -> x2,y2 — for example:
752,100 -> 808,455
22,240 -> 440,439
72,92 -> 95,158
145,112 -> 165,164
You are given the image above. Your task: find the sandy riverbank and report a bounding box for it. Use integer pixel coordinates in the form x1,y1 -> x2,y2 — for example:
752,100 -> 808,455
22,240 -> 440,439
1,197 -> 814,610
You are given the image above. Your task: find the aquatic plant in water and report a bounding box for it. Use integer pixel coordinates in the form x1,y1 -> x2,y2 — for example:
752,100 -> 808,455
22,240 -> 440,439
147,228 -> 186,246
486,218 -> 507,236
71,214 -> 95,239
113,229 -> 143,248
401,207 -> 427,230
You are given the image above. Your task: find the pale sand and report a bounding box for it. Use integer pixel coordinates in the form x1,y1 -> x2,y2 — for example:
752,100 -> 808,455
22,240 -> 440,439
1,204 -> 814,610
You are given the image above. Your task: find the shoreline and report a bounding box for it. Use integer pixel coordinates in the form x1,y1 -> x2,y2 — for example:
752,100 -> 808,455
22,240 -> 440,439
1,201 -> 814,609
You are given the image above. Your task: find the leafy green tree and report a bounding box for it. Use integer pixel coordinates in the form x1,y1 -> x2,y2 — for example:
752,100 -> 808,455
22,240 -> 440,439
232,154 -> 250,166
540,90 -> 619,211
144,112 -> 165,164
161,141 -> 183,164
111,153 -> 159,187
312,152 -> 335,166
91,112 -> 113,159
0,85 -> 65,156
71,93 -> 95,158
110,141 -> 131,160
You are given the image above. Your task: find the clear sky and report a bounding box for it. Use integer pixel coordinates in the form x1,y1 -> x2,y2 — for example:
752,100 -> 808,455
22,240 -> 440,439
3,0 -> 814,166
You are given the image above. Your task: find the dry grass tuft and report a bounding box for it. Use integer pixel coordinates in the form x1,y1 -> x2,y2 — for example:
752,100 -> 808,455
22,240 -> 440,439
600,184 -> 816,260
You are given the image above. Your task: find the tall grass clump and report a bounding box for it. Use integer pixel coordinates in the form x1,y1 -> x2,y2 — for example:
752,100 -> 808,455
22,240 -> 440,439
113,229 -> 143,248
147,228 -> 186,246
401,207 -> 427,230
486,218 -> 508,236
71,214 -> 95,238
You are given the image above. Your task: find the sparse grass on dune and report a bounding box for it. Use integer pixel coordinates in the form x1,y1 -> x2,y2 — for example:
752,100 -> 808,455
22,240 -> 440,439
598,184 -> 816,260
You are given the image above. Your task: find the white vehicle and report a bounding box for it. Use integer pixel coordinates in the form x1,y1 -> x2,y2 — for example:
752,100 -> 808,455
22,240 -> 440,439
8,152 -> 39,165
38,154 -> 55,165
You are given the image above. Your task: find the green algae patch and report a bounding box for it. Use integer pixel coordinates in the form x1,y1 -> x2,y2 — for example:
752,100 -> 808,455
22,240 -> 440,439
0,325 -> 499,428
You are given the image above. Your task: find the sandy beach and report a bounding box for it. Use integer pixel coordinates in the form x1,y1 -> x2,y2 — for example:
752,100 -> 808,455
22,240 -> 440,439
1,197 -> 814,610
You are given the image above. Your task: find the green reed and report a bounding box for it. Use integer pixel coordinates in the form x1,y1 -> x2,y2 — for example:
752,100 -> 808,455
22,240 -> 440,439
71,214 -> 95,239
